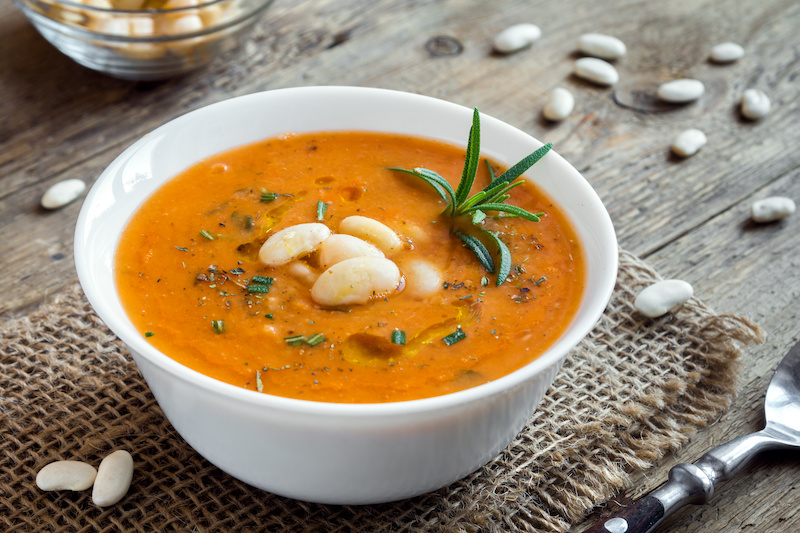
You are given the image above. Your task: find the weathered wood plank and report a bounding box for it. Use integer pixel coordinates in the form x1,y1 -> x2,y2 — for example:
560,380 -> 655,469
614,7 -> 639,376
574,166 -> 800,532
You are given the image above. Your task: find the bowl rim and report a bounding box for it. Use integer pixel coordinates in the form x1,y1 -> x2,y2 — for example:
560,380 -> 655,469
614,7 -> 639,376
75,86 -> 618,418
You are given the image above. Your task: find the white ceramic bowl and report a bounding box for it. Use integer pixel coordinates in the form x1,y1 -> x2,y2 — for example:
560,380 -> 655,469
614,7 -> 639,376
74,86 -> 618,504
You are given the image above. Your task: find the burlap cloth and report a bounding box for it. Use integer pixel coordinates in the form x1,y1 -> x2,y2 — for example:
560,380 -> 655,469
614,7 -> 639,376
1,250 -> 764,532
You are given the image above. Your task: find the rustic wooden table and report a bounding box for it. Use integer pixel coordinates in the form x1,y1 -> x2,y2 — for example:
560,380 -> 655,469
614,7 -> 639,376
2,0 -> 798,531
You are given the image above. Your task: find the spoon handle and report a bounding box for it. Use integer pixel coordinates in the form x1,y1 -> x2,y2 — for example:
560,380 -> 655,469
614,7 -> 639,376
581,430 -> 781,533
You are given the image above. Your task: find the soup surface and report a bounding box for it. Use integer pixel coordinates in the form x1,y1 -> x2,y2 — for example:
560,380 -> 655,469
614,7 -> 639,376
115,131 -> 585,403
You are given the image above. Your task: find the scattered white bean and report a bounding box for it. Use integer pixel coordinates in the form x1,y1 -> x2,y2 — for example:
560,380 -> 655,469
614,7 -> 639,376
710,42 -> 744,63
311,257 -> 402,307
634,280 -> 694,318
657,79 -> 705,103
258,223 -> 331,266
41,179 -> 87,210
319,234 -> 384,269
573,57 -> 619,86
92,450 -> 134,507
287,261 -> 318,285
493,23 -> 542,54
339,216 -> 403,255
577,33 -> 626,60
404,260 -> 443,298
671,129 -> 707,158
751,197 -> 795,223
542,87 -> 575,121
741,89 -> 771,120
36,460 -> 97,491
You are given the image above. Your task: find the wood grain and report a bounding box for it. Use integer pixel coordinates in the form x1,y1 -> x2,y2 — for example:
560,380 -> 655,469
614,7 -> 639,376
2,0 -> 799,530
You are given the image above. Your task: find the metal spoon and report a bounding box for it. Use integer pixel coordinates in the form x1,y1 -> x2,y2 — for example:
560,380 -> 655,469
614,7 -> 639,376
582,338 -> 800,533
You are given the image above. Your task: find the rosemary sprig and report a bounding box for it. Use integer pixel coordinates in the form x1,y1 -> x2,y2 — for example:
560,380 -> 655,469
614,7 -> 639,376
390,108 -> 552,285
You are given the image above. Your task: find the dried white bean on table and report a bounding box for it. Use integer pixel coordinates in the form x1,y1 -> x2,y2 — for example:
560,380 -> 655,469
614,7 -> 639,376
634,280 -> 694,318
671,129 -> 707,158
92,450 -> 134,507
741,89 -> 771,120
573,57 -> 619,86
311,257 -> 402,307
577,33 -> 626,60
36,460 -> 97,491
339,216 -> 403,254
41,179 -> 87,209
492,23 -> 542,54
258,223 -> 331,266
657,79 -> 705,103
751,197 -> 795,223
542,87 -> 575,121
710,42 -> 745,63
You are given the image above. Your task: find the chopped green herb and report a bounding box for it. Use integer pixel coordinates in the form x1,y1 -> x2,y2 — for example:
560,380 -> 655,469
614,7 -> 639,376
250,275 -> 274,286
306,333 -> 326,346
284,335 -> 306,346
229,267 -> 245,275
144,331 -> 155,338
247,284 -> 270,294
199,230 -> 214,240
256,370 -> 263,392
459,294 -> 473,300
442,328 -> 467,346
481,276 -> 490,286
260,190 -> 279,203
316,201 -> 327,220
534,276 -> 547,286
175,246 -> 189,252
244,215 -> 254,230
211,320 -> 226,334
265,313 -> 274,319
391,330 -> 406,345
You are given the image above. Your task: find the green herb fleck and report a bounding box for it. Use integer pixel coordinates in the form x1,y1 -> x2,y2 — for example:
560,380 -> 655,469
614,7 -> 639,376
244,215 -> 254,230
144,331 -> 155,338
265,313 -> 274,319
316,201 -> 327,220
175,246 -> 189,252
260,190 -> 279,203
442,328 -> 467,346
247,284 -> 270,294
284,334 -> 306,346
306,333 -> 326,346
199,230 -> 214,240
391,330 -> 406,345
248,276 -> 274,293
211,320 -> 226,334
480,276 -> 490,286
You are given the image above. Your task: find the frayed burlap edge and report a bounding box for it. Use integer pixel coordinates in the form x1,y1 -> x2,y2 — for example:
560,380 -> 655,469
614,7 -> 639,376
0,249 -> 764,533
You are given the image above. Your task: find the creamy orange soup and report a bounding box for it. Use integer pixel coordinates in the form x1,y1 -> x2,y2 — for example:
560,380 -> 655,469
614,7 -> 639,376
115,131 -> 585,403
